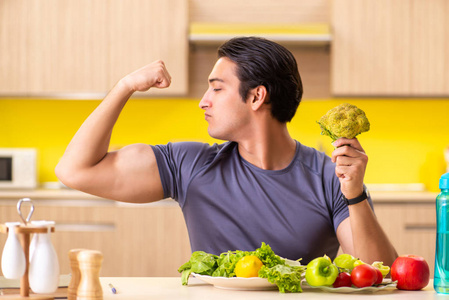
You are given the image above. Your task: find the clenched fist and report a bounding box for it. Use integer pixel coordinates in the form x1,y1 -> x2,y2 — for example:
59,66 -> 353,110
121,60 -> 172,93
331,138 -> 368,200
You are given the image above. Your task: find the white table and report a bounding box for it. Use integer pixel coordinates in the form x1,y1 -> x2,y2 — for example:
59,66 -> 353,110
99,277 -> 447,300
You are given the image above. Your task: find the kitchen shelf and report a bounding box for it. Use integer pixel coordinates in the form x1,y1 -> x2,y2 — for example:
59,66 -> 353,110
189,23 -> 332,46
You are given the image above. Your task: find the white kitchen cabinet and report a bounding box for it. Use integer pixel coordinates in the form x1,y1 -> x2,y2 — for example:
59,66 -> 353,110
332,0 -> 449,96
187,0 -> 332,99
0,0 -> 188,97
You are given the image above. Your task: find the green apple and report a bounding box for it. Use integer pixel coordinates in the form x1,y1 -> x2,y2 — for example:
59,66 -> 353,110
305,256 -> 339,286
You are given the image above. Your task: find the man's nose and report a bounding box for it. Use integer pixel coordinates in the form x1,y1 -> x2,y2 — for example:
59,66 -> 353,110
199,92 -> 210,109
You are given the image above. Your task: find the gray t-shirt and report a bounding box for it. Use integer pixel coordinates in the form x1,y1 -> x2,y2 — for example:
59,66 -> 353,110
152,141 -> 358,263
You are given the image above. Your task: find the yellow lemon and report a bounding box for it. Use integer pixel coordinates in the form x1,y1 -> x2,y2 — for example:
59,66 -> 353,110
234,255 -> 264,278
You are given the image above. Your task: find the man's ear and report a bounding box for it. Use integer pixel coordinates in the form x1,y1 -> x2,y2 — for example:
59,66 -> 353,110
249,85 -> 268,111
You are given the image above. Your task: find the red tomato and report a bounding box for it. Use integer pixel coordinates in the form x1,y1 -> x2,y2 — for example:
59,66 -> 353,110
333,272 -> 352,288
351,264 -> 378,288
374,268 -> 383,285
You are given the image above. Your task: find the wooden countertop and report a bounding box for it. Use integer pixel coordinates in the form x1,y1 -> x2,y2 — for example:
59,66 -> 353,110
1,277 -> 439,299
97,277 -> 439,299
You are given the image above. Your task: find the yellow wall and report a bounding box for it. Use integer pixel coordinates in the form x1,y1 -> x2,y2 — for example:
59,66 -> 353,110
1,98 -> 448,192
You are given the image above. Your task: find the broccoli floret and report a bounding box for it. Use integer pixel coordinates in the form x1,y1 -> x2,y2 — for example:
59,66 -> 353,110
317,103 -> 370,142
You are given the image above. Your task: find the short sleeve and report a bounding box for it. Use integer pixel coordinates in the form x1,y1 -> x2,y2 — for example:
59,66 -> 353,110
151,142 -> 220,206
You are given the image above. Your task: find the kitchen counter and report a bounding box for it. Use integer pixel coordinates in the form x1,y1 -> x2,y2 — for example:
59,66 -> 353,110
0,188 -> 106,201
0,188 -> 177,207
0,190 -> 189,277
369,191 -> 438,203
98,277 -> 443,299
0,188 -> 440,278
0,188 -> 438,204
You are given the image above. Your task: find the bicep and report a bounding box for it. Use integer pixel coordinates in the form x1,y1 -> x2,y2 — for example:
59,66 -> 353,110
79,143 -> 164,203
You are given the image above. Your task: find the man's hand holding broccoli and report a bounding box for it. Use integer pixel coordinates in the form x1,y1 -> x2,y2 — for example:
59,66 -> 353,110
318,103 -> 370,200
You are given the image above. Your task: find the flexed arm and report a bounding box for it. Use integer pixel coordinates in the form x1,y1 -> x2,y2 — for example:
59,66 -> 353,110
55,61 -> 171,203
333,138 -> 398,267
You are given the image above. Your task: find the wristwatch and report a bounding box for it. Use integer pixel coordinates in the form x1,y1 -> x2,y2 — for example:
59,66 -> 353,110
342,188 -> 368,205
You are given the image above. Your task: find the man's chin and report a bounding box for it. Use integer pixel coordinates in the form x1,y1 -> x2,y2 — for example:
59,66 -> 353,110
208,130 -> 227,141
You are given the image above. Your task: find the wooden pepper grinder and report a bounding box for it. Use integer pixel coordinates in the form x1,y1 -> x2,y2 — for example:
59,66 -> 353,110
68,249 -> 86,300
76,250 -> 103,300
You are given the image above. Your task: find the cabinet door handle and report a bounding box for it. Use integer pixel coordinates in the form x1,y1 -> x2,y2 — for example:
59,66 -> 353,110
404,224 -> 436,231
55,223 -> 115,232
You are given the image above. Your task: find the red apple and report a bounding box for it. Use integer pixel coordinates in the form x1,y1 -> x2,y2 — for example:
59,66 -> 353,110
391,255 -> 430,290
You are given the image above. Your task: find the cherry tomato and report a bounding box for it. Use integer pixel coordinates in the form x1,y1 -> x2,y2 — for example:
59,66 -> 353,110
374,268 -> 383,285
351,264 -> 378,288
333,272 -> 352,288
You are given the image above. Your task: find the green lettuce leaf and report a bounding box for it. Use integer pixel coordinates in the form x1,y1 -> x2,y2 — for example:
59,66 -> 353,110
212,250 -> 248,277
178,251 -> 218,285
259,264 -> 306,293
253,242 -> 285,268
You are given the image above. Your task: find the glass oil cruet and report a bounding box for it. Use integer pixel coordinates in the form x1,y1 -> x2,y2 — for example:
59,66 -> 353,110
29,220 -> 59,293
0,198 -> 58,299
29,220 -> 44,262
29,220 -> 55,262
1,222 -> 26,279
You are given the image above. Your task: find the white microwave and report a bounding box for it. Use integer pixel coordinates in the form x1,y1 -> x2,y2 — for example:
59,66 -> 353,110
0,148 -> 37,189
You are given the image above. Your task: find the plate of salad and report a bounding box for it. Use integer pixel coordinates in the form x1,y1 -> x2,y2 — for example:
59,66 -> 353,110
178,243 -> 306,293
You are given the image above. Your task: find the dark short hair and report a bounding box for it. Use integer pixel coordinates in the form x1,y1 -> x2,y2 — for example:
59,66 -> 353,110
218,37 -> 303,123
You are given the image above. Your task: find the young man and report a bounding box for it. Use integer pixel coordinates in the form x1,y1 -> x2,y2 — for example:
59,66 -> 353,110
56,37 -> 397,266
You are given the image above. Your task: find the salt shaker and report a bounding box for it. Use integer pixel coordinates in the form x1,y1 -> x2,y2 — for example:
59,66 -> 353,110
68,249 -> 86,300
77,250 -> 104,300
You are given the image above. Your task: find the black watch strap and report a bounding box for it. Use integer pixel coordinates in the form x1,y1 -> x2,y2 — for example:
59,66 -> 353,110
342,190 -> 368,205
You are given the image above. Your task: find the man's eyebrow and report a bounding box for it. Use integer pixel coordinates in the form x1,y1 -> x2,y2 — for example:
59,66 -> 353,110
208,78 -> 225,83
